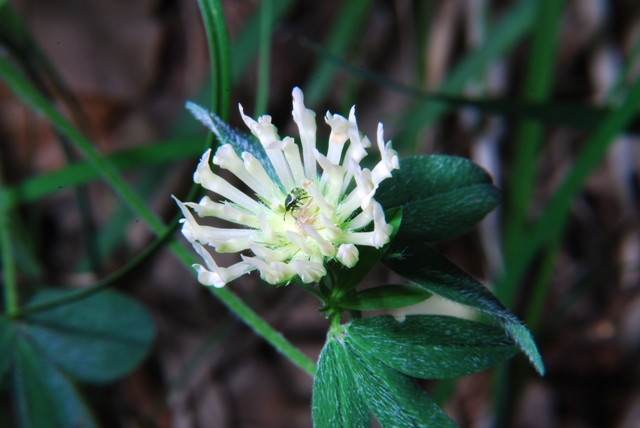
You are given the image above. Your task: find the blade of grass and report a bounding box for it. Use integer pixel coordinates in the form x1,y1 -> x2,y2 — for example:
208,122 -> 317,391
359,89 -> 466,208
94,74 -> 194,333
254,0 -> 272,117
501,0 -> 565,297
399,0 -> 538,152
230,0 -> 296,84
495,74 -> 640,309
303,0 -> 373,104
0,54 -> 316,378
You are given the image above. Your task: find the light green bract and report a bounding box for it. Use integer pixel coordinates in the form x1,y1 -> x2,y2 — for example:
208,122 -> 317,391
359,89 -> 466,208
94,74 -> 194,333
174,87 -> 399,287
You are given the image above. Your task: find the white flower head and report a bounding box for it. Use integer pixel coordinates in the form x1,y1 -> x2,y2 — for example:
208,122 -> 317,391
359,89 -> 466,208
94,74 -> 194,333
175,87 -> 399,287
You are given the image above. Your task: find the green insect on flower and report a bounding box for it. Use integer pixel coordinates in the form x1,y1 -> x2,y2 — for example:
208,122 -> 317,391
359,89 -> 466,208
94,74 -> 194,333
283,187 -> 309,220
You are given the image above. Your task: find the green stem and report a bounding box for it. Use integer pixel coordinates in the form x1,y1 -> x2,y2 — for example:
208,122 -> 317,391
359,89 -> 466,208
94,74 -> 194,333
330,310 -> 342,331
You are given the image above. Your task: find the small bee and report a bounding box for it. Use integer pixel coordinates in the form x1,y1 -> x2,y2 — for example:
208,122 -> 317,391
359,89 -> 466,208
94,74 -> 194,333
284,187 -> 309,220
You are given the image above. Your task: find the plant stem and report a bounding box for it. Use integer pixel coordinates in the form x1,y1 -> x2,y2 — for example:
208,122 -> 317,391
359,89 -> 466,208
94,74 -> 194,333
331,312 -> 341,330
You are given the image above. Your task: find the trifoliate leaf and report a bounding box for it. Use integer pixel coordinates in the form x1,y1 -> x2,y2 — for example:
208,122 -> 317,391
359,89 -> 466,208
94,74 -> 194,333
376,155 -> 500,242
384,236 -> 544,375
347,315 -> 518,379
345,341 -> 457,428
312,338 -> 370,428
21,288 -> 156,383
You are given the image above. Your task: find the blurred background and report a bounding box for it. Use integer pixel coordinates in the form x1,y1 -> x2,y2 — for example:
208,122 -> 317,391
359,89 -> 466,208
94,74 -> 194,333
1,0 -> 640,427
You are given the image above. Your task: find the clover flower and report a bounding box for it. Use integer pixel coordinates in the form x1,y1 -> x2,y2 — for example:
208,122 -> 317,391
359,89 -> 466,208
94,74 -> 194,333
174,87 -> 399,288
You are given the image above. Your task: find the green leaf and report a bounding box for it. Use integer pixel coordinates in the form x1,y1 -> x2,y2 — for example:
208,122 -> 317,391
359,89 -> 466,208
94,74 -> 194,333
312,339 -> 370,428
0,316 -> 13,378
331,208 -> 402,299
384,235 -> 544,375
347,315 -> 518,379
376,156 -> 500,241
338,285 -> 431,311
12,337 -> 98,428
20,288 -> 155,383
345,342 -> 457,428
185,102 -> 279,184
